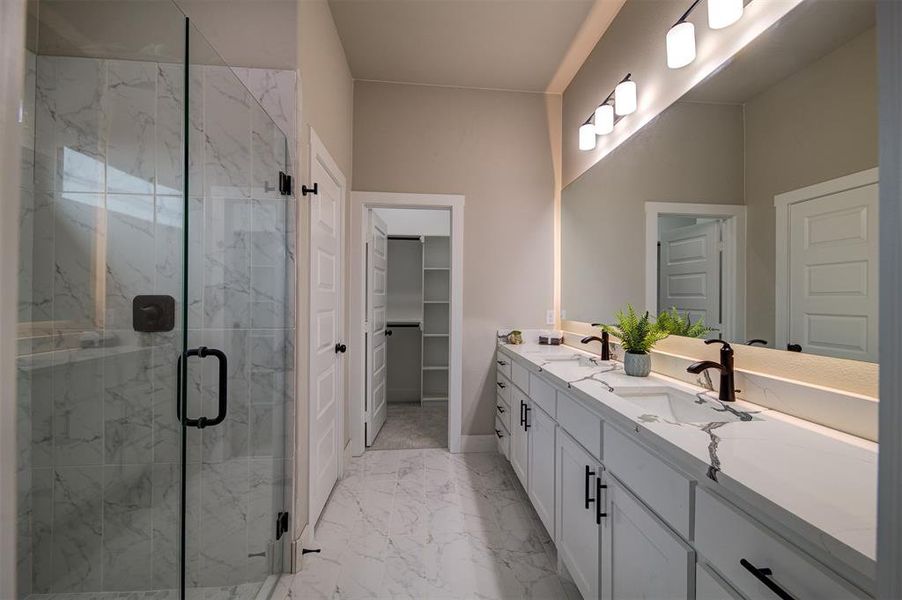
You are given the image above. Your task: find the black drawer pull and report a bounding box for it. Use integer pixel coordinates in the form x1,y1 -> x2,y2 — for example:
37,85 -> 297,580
520,401 -> 526,426
497,360 -> 508,366
524,405 -> 531,430
497,381 -> 506,389
584,465 -> 596,509
496,405 -> 505,413
596,478 -> 608,523
740,559 -> 797,600
495,429 -> 504,438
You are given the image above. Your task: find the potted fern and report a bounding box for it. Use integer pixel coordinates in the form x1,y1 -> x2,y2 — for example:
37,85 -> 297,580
601,305 -> 668,377
655,307 -> 714,339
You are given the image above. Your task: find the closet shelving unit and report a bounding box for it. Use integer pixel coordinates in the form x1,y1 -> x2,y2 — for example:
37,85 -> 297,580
421,236 -> 450,403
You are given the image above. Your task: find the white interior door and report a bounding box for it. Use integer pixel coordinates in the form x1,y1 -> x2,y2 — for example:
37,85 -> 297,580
366,210 -> 388,445
308,132 -> 344,525
788,183 -> 879,361
658,221 -> 722,334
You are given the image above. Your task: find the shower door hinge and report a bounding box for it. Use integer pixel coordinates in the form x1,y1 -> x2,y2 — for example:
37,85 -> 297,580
275,511 -> 290,540
279,171 -> 292,196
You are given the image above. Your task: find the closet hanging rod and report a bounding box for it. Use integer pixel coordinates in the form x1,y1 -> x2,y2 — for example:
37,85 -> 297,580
387,235 -> 423,241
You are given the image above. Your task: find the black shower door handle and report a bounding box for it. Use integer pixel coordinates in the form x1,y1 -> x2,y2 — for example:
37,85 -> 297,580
177,346 -> 228,429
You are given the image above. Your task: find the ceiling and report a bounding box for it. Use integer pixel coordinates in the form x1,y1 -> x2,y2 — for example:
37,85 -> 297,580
684,0 -> 874,105
328,0 -> 598,92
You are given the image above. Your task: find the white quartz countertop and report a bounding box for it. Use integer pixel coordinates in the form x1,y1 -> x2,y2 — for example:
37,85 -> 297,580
498,341 -> 877,582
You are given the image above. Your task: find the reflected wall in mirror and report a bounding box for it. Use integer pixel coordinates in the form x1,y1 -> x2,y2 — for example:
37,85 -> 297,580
561,0 -> 877,363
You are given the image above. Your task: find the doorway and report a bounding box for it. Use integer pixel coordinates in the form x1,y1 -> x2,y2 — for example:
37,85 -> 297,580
350,193 -> 465,456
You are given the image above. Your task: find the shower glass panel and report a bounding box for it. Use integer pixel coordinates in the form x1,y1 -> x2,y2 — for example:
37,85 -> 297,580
182,21 -> 293,600
15,2 -> 294,598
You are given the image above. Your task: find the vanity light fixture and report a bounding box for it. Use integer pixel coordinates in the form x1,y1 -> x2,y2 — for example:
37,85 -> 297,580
579,121 -> 597,151
666,0 -> 701,69
708,0 -> 744,30
594,103 -> 615,135
614,75 -> 637,116
578,73 -> 635,151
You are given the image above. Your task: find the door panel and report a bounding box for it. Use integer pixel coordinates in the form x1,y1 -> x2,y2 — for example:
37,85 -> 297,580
659,220 -> 722,334
510,390 -> 529,489
788,183 -> 878,360
308,138 -> 343,526
366,211 -> 389,445
556,430 -> 600,600
527,404 -> 556,538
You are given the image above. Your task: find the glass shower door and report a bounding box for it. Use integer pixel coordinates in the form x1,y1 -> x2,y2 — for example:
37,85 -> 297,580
180,21 -> 293,599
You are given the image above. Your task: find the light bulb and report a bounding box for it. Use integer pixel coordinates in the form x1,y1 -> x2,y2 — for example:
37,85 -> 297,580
594,104 -> 614,135
615,79 -> 637,116
666,21 -> 696,69
708,0 -> 743,30
579,123 -> 596,151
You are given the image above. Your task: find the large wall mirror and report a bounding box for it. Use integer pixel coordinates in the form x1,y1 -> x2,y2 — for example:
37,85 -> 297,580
561,0 -> 877,363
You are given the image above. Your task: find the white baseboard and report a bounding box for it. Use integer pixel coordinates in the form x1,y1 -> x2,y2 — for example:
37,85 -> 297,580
343,439 -> 352,471
459,434 -> 497,453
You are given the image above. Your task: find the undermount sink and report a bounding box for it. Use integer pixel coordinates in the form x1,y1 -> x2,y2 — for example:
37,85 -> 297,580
613,386 -> 751,425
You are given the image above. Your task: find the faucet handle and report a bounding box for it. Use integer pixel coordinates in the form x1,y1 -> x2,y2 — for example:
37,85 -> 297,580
704,338 -> 732,351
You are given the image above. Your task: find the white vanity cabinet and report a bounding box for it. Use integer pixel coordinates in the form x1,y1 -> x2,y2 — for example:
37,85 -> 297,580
556,429 -> 602,600
600,475 -> 694,600
527,402 -> 556,537
509,386 -> 530,489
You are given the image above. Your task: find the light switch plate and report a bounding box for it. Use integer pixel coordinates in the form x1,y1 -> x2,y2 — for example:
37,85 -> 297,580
545,309 -> 555,325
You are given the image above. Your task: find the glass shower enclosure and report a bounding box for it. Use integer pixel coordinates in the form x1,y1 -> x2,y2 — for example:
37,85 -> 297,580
15,1 -> 295,598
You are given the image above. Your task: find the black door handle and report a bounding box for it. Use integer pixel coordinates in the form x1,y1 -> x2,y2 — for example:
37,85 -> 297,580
585,465 -> 596,510
335,343 -> 347,353
740,559 -> 797,600
787,343 -> 802,352
385,330 -> 393,336
177,346 -> 228,429
596,477 -> 608,523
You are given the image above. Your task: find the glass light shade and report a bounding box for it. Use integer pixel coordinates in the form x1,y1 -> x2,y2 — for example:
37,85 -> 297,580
666,21 -> 696,69
579,123 -> 596,151
594,104 -> 614,135
615,80 -> 637,116
708,0 -> 743,29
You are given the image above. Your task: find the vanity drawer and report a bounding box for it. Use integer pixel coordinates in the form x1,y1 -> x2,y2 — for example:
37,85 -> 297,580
603,424 -> 692,539
528,372 -> 556,418
496,393 -> 511,431
495,416 -> 510,459
695,487 -> 868,600
495,352 -> 512,379
512,360 -> 530,393
496,372 -> 512,405
556,391 -> 602,461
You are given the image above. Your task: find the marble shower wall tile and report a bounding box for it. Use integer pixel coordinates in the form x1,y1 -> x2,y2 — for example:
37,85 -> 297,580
198,459 -> 249,586
156,63 -> 185,197
102,464 -> 153,590
31,468 -> 53,594
250,104 -> 284,200
35,56 -> 108,193
203,66 -> 251,199
200,329 -> 249,462
204,197 -> 251,329
105,194 -> 155,329
19,186 -> 34,323
30,188 -> 54,323
103,345 -> 154,464
52,356 -> 103,466
250,198 -> 287,329
106,60 -> 155,194
235,67 -> 296,168
53,192 -> 104,327
21,50 -> 37,187
150,332 -> 180,465
52,466 -> 103,592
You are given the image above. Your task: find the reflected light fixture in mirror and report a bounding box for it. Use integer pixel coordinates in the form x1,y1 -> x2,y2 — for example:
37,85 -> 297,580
579,122 -> 597,151
595,103 -> 615,135
708,0 -> 744,30
615,77 -> 637,115
667,20 -> 697,69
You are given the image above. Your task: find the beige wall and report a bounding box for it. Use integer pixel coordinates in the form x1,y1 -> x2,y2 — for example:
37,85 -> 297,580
294,0 -> 354,536
561,101 -> 744,323
744,27 -> 877,343
353,81 -> 556,436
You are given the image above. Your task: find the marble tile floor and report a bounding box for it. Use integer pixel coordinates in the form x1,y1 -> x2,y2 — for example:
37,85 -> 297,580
25,582 -> 266,600
282,448 -> 579,600
369,403 -> 448,451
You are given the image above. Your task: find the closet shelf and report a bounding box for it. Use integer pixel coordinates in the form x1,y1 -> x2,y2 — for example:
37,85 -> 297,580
423,365 -> 449,371
423,333 -> 449,338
